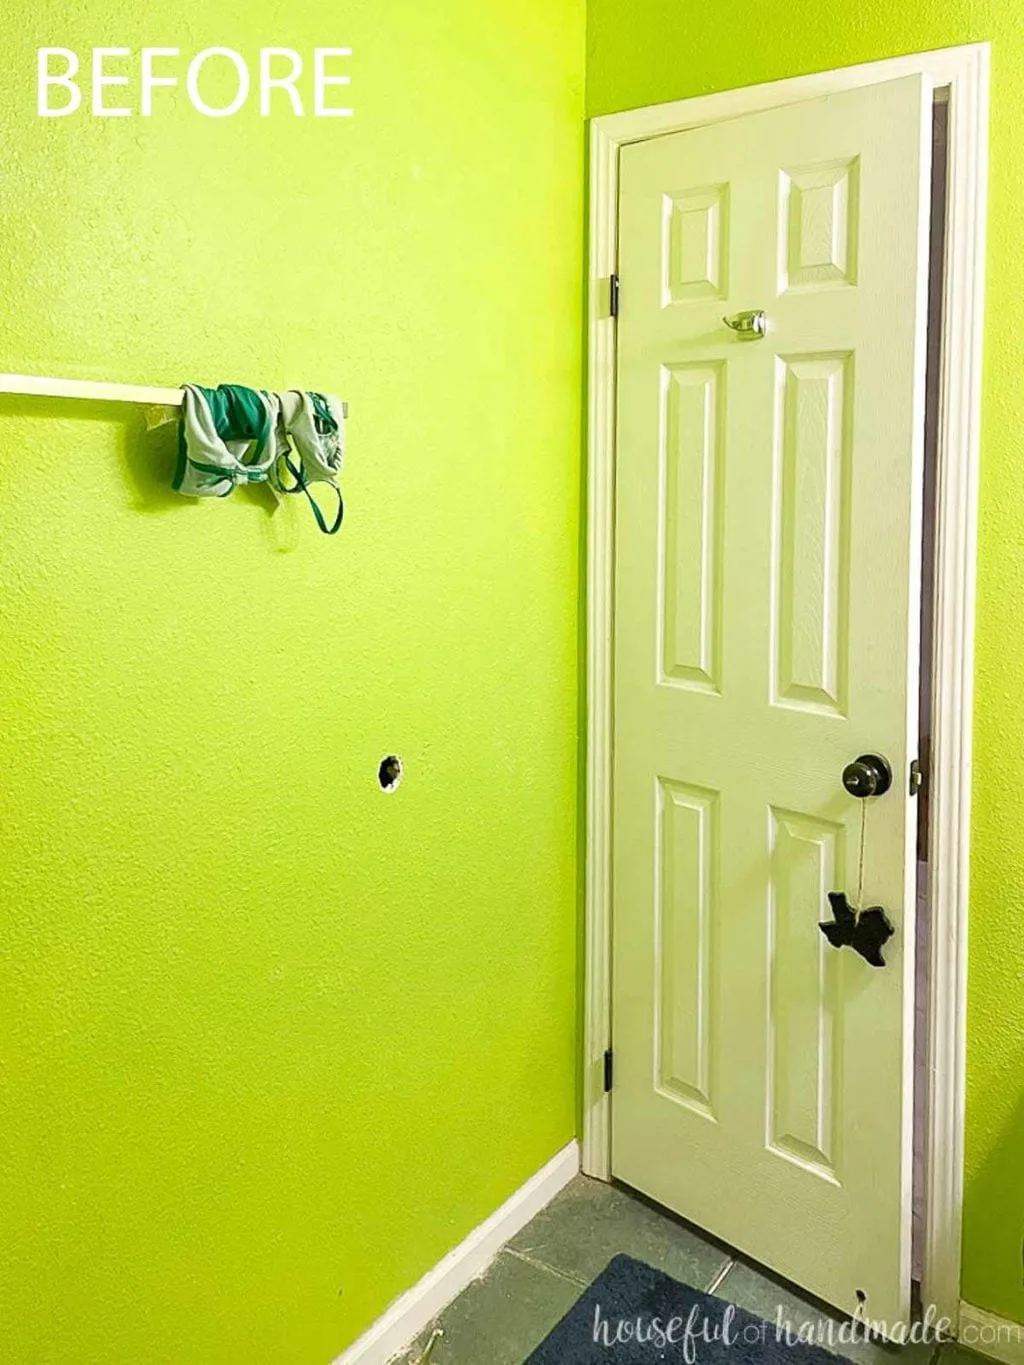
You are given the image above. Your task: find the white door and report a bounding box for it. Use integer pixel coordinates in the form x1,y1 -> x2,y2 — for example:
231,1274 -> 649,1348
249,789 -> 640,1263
611,75 -> 932,1324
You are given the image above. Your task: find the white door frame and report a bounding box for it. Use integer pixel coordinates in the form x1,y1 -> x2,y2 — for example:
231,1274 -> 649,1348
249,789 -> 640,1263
583,43 -> 988,1323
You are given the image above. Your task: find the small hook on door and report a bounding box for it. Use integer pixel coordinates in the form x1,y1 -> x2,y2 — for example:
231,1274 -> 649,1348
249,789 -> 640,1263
722,309 -> 767,340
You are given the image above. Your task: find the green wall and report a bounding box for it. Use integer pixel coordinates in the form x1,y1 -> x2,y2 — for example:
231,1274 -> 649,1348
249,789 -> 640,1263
587,0 -> 1024,1326
0,3 -> 585,1361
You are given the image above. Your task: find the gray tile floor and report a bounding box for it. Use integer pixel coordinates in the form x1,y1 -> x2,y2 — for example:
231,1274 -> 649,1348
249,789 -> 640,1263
393,1176 -> 985,1365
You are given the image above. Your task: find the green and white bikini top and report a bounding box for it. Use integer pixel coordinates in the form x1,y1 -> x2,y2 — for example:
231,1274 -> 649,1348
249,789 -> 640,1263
174,383 -> 346,534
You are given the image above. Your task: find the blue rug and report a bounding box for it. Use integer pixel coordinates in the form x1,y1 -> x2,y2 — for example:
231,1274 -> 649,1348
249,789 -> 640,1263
525,1255 -> 845,1364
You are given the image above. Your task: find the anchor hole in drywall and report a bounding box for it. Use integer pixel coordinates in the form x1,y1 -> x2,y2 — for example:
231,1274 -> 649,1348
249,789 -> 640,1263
378,755 -> 403,792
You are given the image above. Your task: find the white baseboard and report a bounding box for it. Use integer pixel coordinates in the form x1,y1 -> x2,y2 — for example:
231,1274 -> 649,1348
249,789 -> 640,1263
959,1302 -> 1024,1364
330,1140 -> 580,1365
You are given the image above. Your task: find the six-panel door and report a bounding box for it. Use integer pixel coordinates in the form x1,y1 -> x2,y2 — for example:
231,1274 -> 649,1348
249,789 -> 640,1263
611,75 -> 932,1324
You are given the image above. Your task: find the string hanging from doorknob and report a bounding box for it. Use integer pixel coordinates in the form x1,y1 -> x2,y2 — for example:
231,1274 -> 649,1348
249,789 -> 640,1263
819,765 -> 896,968
854,797 -> 865,907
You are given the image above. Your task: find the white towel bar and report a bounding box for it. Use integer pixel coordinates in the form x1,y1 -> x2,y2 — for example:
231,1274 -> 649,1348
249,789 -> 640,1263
0,373 -> 348,416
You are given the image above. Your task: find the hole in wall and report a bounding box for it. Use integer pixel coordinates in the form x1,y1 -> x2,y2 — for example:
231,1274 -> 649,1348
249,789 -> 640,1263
378,755 -> 403,792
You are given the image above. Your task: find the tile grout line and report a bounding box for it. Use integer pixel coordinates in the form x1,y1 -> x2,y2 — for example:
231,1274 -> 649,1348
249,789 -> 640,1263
501,1247 -> 591,1290
705,1259 -> 735,1295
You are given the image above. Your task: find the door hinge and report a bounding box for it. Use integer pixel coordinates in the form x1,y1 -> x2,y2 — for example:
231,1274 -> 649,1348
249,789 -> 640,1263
603,1047 -> 614,1093
609,273 -> 620,318
909,759 -> 924,797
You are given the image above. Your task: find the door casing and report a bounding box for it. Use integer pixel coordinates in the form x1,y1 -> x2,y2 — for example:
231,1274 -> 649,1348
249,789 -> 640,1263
583,42 -> 988,1326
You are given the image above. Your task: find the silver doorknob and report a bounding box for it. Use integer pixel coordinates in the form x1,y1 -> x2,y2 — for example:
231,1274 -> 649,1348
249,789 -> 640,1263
722,309 -> 766,340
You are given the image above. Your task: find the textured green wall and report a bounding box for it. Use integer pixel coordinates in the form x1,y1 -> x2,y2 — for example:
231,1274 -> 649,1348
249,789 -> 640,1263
587,0 -> 1024,1326
0,3 -> 584,1361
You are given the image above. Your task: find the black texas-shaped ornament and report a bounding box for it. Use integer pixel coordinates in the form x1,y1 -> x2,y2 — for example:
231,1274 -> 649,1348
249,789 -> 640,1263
819,891 -> 895,968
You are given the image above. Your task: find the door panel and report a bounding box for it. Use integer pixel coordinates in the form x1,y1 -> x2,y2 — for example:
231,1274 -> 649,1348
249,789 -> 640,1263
660,361 -> 725,690
655,777 -> 717,1118
766,805 -> 844,1181
773,352 -> 851,714
611,75 -> 932,1324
